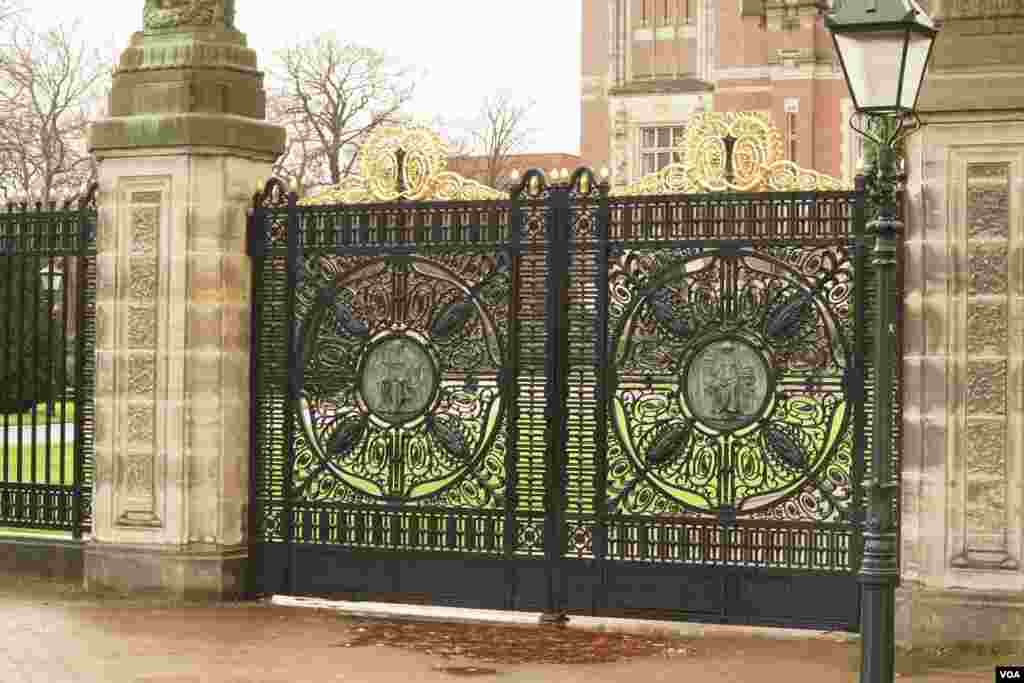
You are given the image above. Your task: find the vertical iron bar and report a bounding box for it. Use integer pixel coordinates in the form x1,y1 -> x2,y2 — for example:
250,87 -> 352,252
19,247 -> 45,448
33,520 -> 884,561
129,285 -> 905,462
72,199 -> 90,539
1,208 -> 9,488
45,224 -> 55,491
594,180 -> 611,612
31,203 -> 40,490
504,193 -> 522,609
247,194 -> 265,598
284,191 -> 300,595
59,249 -> 69,490
16,204 -> 25,517
541,182 -> 570,625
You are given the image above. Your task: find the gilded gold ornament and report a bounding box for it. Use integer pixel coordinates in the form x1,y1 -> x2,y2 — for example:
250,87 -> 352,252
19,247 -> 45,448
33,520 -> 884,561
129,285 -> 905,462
299,113 -> 847,206
612,111 -> 848,196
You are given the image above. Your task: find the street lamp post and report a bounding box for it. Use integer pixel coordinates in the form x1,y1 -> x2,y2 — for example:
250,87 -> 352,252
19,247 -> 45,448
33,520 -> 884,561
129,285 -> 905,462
825,2 -> 939,683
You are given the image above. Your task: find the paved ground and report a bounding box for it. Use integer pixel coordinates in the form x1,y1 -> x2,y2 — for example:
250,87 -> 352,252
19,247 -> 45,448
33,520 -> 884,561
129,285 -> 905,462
0,577 -> 1005,683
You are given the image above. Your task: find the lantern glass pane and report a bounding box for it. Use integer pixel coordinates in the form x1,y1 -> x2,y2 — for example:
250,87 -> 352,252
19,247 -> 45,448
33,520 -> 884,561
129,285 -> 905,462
835,30 -> 907,111
900,32 -> 934,109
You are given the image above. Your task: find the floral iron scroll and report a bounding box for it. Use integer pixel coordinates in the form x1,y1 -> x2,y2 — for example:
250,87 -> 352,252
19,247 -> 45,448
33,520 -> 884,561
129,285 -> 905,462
299,112 -> 846,206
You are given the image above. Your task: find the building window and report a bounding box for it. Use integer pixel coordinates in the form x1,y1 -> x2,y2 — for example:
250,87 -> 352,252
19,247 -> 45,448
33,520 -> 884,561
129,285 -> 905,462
785,112 -> 798,162
640,125 -> 686,176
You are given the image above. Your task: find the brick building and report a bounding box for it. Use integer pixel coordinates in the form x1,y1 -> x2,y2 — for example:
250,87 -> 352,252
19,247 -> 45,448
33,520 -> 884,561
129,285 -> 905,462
581,1 -> 863,187
447,152 -> 584,188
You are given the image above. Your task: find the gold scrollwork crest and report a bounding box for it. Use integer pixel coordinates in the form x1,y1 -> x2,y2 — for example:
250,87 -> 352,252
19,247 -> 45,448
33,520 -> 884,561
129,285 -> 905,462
300,126 -> 507,205
300,112 -> 847,205
614,111 -> 848,196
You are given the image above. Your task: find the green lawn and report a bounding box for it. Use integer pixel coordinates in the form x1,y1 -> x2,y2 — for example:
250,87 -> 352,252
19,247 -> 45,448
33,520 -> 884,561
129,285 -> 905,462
2,439 -> 77,486
2,401 -> 75,426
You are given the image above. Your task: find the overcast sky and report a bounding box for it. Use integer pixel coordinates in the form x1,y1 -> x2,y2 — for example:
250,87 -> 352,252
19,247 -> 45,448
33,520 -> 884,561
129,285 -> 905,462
24,0 -> 582,155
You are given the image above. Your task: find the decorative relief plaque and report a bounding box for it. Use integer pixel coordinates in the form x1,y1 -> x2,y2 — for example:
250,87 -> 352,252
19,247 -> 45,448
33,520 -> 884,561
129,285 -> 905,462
127,307 -> 158,348
129,259 -> 158,300
951,152 -> 1018,570
130,207 -> 159,254
114,186 -> 165,529
968,246 -> 1009,295
359,336 -> 439,425
685,338 -> 771,431
967,163 -> 1011,240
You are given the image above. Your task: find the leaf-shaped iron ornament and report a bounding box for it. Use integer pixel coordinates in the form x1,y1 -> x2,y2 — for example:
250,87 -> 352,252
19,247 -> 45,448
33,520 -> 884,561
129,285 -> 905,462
762,424 -> 807,470
765,289 -> 815,341
325,416 -> 366,457
648,288 -> 692,339
429,256 -> 511,341
430,299 -> 476,340
645,421 -> 692,467
429,415 -> 473,462
334,301 -> 370,339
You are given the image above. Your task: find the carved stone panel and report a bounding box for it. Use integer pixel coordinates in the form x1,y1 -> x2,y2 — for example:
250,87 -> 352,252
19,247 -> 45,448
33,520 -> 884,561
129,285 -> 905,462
966,303 -> 1008,354
127,354 -> 157,396
967,163 -> 1011,240
950,149 -> 1021,571
966,360 -> 1007,415
130,207 -> 159,255
129,259 -> 158,300
127,307 -> 158,348
967,245 -> 1008,295
113,184 -> 166,530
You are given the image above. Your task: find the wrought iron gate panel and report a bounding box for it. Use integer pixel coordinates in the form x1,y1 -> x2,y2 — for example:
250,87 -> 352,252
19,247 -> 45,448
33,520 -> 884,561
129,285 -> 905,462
251,175 -> 873,630
251,181 -> 556,608
0,192 -> 96,536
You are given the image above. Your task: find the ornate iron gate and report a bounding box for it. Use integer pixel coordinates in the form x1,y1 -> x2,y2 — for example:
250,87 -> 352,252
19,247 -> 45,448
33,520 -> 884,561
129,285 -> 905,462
250,118 -> 879,631
0,187 -> 97,536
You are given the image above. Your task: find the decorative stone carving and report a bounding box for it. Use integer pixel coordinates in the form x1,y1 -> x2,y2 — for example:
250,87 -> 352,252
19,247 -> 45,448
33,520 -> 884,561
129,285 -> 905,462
945,0 -> 1024,18
967,162 -> 1011,240
130,207 -> 158,254
966,303 -> 1008,354
685,338 -> 771,431
963,420 -> 1008,553
123,452 -> 155,497
360,336 -> 439,425
143,0 -> 235,31
129,259 -> 158,300
967,246 -> 1008,295
127,405 -> 155,445
966,360 -> 1007,415
127,354 -> 157,395
127,306 -> 158,348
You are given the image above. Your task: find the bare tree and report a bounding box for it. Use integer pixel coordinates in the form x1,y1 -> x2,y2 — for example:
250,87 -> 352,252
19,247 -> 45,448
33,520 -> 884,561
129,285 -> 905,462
268,33 -> 417,193
0,19 -> 111,202
461,93 -> 536,189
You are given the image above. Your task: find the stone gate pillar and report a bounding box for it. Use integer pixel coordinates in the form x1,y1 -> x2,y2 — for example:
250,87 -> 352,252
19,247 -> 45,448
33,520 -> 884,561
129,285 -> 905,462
85,2 -> 284,599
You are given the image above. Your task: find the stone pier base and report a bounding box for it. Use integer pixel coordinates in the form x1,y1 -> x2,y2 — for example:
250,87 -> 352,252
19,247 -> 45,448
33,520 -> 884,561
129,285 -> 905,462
84,543 -> 249,601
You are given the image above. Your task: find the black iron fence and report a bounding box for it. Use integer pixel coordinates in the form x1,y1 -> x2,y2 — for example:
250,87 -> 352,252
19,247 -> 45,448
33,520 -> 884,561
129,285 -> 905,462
0,189 -> 97,537
249,171 -> 887,630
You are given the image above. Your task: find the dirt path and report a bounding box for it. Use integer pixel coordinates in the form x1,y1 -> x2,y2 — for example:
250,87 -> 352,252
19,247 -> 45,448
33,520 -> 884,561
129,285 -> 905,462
0,578 -> 1000,683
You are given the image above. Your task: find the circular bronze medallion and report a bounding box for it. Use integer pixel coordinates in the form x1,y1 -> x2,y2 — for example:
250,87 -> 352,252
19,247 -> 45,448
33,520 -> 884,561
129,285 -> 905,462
684,338 -> 771,431
359,336 -> 438,425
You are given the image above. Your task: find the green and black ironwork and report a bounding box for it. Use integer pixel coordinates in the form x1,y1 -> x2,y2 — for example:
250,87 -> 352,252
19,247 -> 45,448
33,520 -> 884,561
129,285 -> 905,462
0,186 -> 97,537
249,173 -> 884,629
